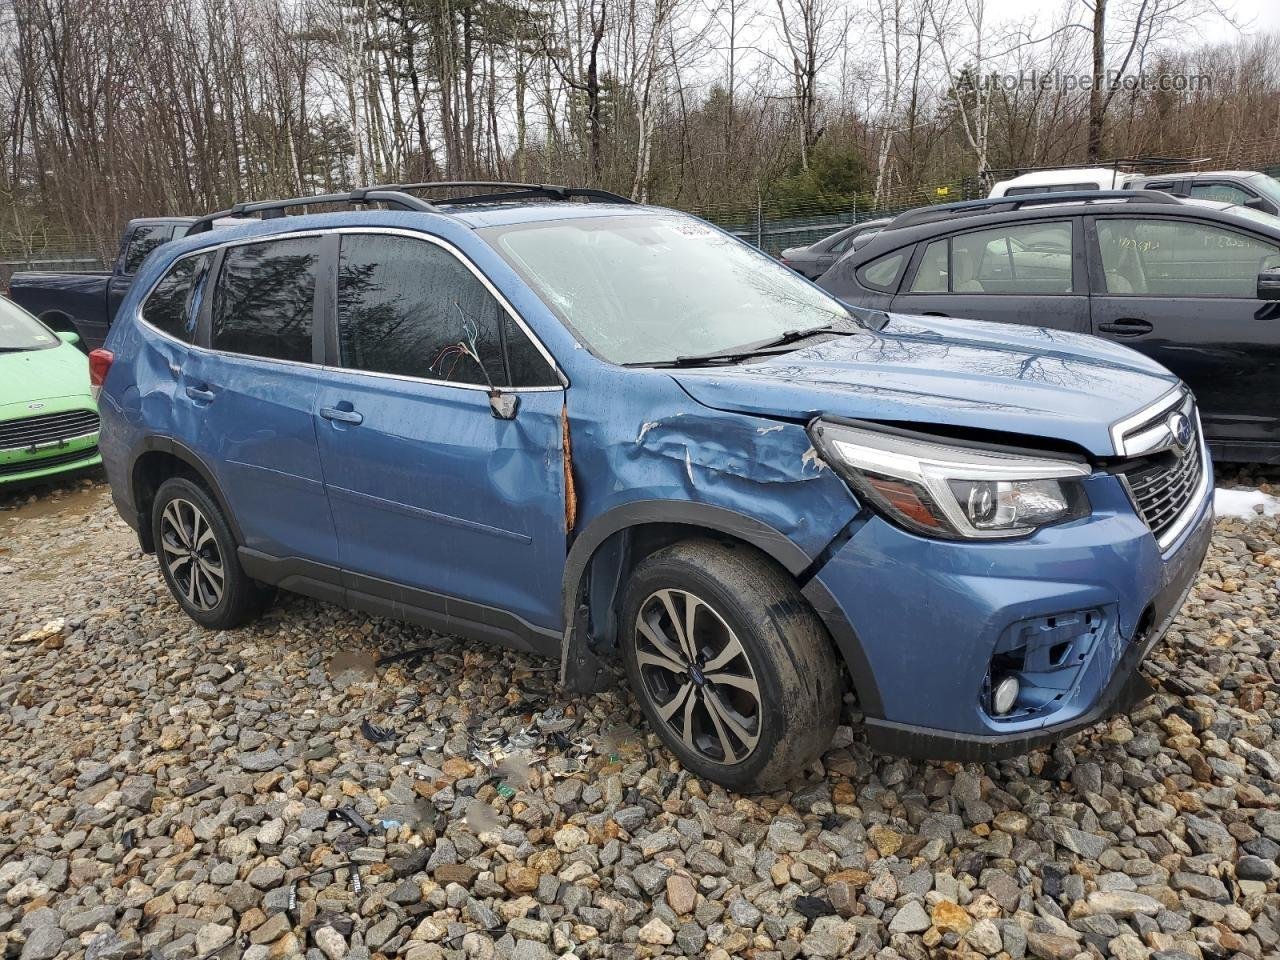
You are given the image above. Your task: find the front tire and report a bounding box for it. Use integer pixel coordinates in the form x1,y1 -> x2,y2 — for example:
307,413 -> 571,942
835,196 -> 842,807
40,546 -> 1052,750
151,476 -> 264,630
620,539 -> 842,791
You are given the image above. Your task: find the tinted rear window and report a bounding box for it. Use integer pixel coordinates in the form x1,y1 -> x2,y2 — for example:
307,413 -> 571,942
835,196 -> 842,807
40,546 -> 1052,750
124,224 -> 176,274
211,238 -> 319,363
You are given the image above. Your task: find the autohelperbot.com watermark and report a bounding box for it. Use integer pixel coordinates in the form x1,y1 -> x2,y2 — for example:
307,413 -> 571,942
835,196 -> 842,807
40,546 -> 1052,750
967,70 -> 1212,93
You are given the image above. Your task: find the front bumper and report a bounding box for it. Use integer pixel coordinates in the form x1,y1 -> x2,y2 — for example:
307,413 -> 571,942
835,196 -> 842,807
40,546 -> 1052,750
0,396 -> 102,486
807,470 -> 1212,761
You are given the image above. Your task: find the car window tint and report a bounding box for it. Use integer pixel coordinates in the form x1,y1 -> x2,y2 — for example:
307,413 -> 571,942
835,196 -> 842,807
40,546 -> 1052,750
856,251 -> 906,291
124,225 -> 175,274
142,253 -> 212,342
211,237 -> 318,362
909,240 -> 948,292
1096,218 -> 1280,297
829,233 -> 853,254
1188,183 -> 1254,205
337,234 -> 548,388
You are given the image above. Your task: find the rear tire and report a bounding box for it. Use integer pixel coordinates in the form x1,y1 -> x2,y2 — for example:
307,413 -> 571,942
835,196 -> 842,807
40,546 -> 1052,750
620,538 -> 842,791
151,476 -> 265,630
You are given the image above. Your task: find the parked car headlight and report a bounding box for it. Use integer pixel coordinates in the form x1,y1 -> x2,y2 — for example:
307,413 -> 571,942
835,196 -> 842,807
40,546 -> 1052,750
809,419 -> 1091,539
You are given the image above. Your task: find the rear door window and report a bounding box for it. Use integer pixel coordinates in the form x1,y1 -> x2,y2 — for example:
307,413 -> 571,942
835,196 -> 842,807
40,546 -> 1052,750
1188,182 -> 1256,205
123,224 -> 177,274
141,253 -> 213,342
211,237 -> 319,363
909,222 -> 1074,294
336,233 -> 557,387
1094,217 -> 1280,297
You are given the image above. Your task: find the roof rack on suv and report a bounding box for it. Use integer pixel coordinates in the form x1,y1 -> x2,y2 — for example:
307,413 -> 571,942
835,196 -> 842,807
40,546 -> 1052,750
187,181 -> 634,234
187,188 -> 437,235
885,189 -> 1183,231
390,181 -> 635,206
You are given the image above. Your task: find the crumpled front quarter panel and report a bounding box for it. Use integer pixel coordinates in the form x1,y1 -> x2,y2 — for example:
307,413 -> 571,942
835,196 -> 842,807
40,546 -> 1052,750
566,365 -> 859,562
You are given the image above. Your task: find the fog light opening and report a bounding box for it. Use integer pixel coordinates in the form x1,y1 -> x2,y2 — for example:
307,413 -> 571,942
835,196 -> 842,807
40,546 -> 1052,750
991,676 -> 1021,716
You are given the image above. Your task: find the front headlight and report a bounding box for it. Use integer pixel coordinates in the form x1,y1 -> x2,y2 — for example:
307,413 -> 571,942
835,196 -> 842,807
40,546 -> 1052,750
809,419 -> 1091,539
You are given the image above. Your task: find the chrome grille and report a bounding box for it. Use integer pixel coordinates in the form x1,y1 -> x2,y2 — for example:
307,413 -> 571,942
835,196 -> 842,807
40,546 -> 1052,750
0,409 -> 100,451
1122,441 -> 1203,542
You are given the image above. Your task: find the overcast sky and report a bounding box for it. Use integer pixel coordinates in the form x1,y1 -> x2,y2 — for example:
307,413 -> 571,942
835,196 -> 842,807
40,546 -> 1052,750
982,0 -> 1271,44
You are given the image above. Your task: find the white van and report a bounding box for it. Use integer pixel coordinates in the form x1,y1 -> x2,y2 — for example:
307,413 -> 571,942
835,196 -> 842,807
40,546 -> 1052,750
988,167 -> 1140,198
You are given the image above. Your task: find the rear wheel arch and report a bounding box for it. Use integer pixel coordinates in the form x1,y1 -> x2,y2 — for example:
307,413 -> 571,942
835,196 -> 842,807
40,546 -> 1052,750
129,438 -> 243,552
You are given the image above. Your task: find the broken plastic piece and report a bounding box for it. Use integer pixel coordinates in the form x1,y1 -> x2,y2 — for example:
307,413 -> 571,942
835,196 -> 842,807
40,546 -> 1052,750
331,806 -> 374,835
794,896 -> 836,920
361,717 -> 396,744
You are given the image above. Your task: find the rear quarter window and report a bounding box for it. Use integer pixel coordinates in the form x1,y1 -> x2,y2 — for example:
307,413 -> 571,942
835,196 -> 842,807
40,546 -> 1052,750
141,252 -> 213,343
856,250 -> 907,292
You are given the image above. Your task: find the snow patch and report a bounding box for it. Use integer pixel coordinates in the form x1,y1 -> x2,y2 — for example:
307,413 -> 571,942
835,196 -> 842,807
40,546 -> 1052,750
1214,487 -> 1280,519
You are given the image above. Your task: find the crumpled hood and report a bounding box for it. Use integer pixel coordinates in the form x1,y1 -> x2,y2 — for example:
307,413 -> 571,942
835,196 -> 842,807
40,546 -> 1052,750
0,343 -> 92,410
672,313 -> 1180,457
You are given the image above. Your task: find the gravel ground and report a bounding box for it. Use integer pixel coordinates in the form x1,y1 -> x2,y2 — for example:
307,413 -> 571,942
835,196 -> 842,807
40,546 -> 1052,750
2,466 -> 1279,960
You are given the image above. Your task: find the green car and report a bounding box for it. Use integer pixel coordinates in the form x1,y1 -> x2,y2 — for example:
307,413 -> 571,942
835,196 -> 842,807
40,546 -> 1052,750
0,297 -> 101,486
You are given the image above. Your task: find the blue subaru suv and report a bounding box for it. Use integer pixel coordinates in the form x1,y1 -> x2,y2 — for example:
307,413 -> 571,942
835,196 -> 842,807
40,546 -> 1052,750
93,182 -> 1212,790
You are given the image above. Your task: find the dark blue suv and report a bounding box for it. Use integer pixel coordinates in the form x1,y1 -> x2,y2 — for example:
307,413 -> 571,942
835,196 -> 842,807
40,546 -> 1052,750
93,182 -> 1213,790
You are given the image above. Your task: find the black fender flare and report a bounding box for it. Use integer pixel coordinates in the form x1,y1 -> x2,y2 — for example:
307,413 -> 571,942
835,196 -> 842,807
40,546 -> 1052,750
560,500 -> 884,716
562,500 -> 814,619
127,435 -> 246,547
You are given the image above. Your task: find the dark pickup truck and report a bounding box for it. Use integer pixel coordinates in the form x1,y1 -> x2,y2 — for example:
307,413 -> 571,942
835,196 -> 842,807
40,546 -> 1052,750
7,217 -> 197,351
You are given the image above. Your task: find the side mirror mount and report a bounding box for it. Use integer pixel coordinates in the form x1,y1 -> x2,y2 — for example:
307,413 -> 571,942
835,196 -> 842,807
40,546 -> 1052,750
1258,269 -> 1280,301
489,391 -> 519,420
57,330 -> 81,346
1244,196 -> 1266,210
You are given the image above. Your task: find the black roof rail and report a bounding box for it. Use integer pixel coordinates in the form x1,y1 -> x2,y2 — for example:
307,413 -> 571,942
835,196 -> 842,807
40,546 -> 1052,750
885,189 -> 1183,231
387,180 -> 636,206
187,189 -> 437,235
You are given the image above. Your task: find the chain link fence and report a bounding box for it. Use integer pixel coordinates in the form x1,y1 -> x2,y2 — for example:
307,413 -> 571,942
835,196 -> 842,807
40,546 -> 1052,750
5,152 -> 1279,283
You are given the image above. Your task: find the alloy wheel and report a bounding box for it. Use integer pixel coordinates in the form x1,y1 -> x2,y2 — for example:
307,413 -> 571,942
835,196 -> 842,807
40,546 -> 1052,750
633,588 -> 762,765
159,498 -> 224,611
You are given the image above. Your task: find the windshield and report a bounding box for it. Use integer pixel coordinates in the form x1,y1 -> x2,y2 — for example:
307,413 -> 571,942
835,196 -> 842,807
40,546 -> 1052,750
1226,204 -> 1280,232
1246,173 -> 1280,208
0,298 -> 59,352
482,214 -> 852,364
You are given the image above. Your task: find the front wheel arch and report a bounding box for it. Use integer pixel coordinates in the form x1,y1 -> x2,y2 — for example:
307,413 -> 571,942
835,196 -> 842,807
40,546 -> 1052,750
559,503 -> 883,717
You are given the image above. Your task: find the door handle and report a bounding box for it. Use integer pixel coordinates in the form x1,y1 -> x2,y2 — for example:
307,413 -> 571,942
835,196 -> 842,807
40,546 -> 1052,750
320,406 -> 363,425
1097,318 -> 1154,336
923,311 -> 949,318
185,385 -> 215,403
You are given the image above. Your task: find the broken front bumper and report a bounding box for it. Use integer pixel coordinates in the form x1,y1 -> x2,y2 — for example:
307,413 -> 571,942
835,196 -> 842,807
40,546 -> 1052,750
804,470 -> 1212,762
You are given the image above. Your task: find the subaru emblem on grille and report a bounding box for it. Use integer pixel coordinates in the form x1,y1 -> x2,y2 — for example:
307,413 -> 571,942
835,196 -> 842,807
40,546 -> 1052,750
26,402 -> 45,410
1167,412 -> 1192,451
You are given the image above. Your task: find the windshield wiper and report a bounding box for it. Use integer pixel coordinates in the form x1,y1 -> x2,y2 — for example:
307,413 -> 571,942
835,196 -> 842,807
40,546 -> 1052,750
639,324 -> 850,368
